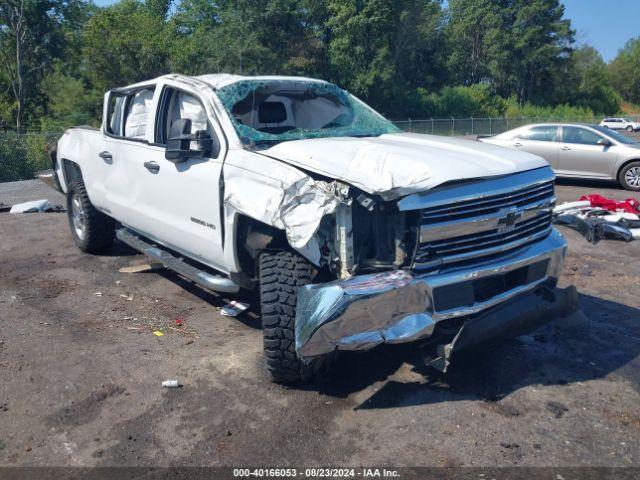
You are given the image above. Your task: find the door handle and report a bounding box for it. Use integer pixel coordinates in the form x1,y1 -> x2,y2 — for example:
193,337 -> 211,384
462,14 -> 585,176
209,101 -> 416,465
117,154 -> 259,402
561,146 -> 572,151
513,142 -> 523,147
99,151 -> 112,161
144,161 -> 160,173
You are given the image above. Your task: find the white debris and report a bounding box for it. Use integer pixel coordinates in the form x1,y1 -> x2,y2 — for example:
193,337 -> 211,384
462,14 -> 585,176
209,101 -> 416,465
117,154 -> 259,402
553,201 -> 591,214
162,380 -> 180,388
220,301 -> 249,317
9,199 -> 62,213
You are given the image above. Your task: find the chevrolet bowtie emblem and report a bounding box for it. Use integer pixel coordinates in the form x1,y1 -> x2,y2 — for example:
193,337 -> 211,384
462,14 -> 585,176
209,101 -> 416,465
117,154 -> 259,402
497,209 -> 522,231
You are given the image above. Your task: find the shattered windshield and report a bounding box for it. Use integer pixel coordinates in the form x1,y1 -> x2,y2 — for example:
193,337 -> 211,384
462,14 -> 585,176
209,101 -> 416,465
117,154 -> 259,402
215,79 -> 401,146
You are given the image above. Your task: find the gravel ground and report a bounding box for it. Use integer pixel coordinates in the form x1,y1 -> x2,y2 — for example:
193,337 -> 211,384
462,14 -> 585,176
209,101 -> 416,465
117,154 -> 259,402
0,177 -> 639,469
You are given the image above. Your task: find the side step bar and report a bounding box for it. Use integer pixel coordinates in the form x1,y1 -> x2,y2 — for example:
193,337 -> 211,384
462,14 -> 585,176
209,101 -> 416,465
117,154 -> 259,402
116,228 -> 240,293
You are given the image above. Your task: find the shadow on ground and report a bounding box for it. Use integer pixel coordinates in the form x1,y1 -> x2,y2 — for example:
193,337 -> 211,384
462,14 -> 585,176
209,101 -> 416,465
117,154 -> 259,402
109,241 -> 640,411
304,293 -> 640,409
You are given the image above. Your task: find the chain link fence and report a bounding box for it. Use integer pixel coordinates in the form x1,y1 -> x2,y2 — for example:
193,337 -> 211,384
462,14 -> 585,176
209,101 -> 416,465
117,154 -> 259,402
2,114 -> 640,182
392,115 -> 640,137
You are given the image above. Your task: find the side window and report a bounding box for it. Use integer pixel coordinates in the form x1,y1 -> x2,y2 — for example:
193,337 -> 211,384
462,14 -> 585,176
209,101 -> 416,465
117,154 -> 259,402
516,126 -> 558,142
106,93 -> 126,136
158,88 -> 212,144
123,88 -> 155,139
563,127 -> 603,146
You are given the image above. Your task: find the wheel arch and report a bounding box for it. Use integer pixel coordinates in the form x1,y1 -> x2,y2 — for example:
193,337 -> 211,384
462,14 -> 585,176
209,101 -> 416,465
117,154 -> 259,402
617,157 -> 640,180
60,158 -> 84,191
234,214 -> 289,282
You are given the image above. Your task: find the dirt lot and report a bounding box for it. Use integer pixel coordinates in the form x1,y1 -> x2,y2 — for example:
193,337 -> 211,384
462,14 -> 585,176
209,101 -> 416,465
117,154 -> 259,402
1,177 -> 639,469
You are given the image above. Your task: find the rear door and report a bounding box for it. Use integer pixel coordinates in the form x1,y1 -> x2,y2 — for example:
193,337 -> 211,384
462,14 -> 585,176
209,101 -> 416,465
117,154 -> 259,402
132,86 -> 227,271
511,125 -> 560,169
101,86 -> 158,229
558,126 -> 618,178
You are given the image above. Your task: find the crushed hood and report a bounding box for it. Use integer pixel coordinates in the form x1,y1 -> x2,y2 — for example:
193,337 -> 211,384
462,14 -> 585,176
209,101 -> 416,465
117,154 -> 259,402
261,132 -> 549,200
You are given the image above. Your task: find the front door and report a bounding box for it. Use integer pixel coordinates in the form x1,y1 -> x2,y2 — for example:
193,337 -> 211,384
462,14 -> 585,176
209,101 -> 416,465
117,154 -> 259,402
512,125 -> 560,169
133,87 -> 226,271
558,126 -> 618,178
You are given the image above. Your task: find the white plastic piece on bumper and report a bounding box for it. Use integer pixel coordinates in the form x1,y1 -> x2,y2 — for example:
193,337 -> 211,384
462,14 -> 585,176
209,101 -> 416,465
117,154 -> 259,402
553,201 -> 591,214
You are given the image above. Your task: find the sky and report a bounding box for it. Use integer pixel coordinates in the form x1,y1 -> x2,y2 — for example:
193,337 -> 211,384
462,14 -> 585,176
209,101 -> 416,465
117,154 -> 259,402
563,0 -> 639,62
93,0 -> 639,63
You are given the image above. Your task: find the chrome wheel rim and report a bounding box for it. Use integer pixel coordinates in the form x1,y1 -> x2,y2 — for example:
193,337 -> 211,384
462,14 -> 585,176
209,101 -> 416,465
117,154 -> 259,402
71,193 -> 86,240
625,166 -> 640,188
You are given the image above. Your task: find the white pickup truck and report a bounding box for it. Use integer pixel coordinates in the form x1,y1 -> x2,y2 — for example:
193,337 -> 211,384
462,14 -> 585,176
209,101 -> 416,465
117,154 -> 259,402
47,74 -> 576,382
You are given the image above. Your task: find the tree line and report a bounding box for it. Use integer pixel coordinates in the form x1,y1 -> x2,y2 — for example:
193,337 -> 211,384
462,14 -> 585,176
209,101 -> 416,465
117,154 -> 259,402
0,0 -> 639,132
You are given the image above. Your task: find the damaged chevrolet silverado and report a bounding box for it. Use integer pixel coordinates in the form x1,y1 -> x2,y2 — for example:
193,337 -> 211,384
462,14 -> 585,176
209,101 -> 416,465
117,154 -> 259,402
47,74 -> 577,382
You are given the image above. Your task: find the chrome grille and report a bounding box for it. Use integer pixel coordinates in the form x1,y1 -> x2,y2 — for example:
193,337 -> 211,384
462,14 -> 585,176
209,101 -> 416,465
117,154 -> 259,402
420,180 -> 555,224
412,171 -> 556,271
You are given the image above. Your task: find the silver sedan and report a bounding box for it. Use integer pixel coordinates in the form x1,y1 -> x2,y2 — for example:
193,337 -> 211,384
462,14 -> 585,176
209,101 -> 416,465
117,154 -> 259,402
480,123 -> 640,190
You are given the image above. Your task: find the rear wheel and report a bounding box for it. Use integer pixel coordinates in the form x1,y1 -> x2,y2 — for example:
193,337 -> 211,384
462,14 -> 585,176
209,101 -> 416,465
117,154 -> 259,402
619,161 -> 640,191
66,180 -> 115,253
259,250 -> 313,383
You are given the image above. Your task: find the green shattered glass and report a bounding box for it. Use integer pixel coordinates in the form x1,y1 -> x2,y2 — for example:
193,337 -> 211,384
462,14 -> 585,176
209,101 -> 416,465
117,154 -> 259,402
215,79 -> 400,146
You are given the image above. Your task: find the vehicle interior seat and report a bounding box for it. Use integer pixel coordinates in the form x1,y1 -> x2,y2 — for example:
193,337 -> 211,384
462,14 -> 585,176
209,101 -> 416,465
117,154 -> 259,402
257,101 -> 293,134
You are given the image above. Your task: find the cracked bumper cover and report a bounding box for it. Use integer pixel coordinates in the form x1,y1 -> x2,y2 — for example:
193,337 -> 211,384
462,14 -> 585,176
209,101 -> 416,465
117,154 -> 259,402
295,229 -> 572,361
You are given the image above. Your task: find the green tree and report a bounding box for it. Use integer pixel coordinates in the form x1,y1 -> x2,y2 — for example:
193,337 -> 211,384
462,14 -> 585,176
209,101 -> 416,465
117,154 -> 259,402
82,0 -> 175,93
445,0 -> 509,86
0,0 -> 88,130
326,0 -> 444,117
506,0 -> 575,104
569,46 -> 620,114
417,83 -> 507,117
609,37 -> 640,105
171,0 -> 325,77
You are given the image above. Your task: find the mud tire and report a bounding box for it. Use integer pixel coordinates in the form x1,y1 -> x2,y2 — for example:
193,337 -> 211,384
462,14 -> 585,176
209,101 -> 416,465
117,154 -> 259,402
259,250 -> 313,383
66,180 -> 115,253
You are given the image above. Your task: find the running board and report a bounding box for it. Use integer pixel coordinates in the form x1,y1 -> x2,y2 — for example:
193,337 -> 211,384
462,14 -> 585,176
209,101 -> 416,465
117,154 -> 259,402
116,228 -> 240,293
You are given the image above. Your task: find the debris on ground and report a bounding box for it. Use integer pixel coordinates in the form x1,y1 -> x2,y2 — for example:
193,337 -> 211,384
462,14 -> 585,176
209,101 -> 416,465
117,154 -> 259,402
161,380 -> 181,388
175,318 -> 184,326
118,262 -> 165,274
9,199 -> 63,213
553,195 -> 640,244
579,194 -> 640,214
119,294 -> 133,301
220,301 -> 250,317
152,330 -> 164,337
94,292 -> 102,297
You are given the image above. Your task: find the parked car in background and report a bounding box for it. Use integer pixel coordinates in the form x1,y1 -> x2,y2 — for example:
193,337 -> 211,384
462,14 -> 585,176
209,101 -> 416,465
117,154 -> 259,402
480,123 -> 640,191
600,117 -> 640,132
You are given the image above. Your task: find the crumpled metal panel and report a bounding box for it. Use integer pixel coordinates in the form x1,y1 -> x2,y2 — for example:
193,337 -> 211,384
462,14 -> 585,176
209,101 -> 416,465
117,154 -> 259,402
296,271 -> 436,357
295,229 -> 567,360
262,135 -> 549,201
223,150 -> 341,250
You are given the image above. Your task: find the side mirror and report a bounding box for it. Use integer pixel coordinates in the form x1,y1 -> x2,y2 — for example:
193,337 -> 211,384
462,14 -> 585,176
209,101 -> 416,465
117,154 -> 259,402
166,118 -> 194,162
165,118 -> 220,162
597,138 -> 612,147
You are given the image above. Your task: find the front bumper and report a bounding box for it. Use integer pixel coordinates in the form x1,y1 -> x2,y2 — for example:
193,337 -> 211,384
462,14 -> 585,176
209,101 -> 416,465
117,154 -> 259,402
295,228 -> 570,361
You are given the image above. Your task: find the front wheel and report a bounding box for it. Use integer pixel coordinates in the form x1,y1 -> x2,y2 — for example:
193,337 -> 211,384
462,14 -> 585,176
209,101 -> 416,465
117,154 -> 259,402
259,250 -> 313,383
627,125 -> 634,132
619,161 -> 640,191
66,180 -> 115,253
